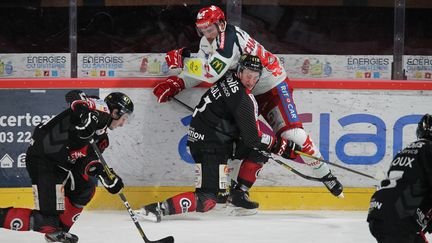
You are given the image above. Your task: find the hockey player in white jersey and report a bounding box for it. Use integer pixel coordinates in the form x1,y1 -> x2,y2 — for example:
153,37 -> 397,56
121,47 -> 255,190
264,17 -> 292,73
153,5 -> 343,198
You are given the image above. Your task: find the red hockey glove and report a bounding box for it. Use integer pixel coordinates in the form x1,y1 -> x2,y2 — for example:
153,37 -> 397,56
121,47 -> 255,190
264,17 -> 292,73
153,76 -> 185,103
271,137 -> 301,160
165,47 -> 190,69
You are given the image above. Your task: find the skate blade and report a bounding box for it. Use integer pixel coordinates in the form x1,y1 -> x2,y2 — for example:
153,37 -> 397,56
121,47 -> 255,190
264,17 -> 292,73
134,210 -> 160,223
226,204 -> 258,216
337,192 -> 345,199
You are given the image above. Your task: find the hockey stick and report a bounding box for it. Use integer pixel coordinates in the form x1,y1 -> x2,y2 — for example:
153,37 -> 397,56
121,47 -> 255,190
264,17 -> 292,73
172,97 -> 194,112
90,141 -> 175,243
270,156 -> 327,182
295,151 -> 379,180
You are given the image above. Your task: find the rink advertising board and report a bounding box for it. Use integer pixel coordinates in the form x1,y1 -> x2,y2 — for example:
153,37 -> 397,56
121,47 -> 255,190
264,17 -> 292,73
0,53 -> 70,78
0,79 -> 431,210
2,53 -> 430,80
0,89 -> 98,187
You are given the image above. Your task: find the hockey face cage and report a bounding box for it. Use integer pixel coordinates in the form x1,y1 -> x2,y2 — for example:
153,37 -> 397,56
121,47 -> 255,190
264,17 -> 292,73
416,114 -> 432,140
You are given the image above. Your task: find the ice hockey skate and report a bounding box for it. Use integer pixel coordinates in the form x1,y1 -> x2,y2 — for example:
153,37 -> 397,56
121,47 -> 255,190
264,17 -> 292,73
322,172 -> 344,198
44,231 -> 79,243
135,202 -> 165,223
226,189 -> 258,216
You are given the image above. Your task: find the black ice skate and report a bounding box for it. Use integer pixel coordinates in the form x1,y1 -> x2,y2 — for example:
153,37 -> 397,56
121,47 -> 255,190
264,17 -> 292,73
136,202 -> 165,223
322,172 -> 344,198
216,190 -> 230,204
45,231 -> 79,243
227,189 -> 258,216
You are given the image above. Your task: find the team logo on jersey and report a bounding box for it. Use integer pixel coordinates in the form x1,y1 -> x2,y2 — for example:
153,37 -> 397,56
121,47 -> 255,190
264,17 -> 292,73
72,213 -> 81,222
210,58 -> 226,74
10,218 -> 24,231
179,198 -> 192,213
255,168 -> 263,178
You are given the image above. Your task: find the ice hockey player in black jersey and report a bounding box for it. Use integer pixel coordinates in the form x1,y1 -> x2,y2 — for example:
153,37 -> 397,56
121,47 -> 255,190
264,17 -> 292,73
367,113 -> 432,243
137,54 -> 301,222
0,90 -> 134,243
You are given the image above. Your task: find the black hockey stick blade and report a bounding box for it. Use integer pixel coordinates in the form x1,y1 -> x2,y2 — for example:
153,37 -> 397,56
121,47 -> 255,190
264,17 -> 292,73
150,236 -> 175,243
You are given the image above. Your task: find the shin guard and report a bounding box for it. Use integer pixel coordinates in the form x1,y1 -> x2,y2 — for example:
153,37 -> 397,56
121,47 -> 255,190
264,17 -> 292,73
59,197 -> 83,232
166,192 -> 197,214
237,160 -> 263,189
1,207 -> 32,231
195,191 -> 217,213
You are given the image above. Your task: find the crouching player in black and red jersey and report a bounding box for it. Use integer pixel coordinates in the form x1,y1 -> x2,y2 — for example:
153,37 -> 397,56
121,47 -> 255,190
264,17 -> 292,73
136,54 -> 301,222
0,91 -> 134,242
367,114 -> 432,243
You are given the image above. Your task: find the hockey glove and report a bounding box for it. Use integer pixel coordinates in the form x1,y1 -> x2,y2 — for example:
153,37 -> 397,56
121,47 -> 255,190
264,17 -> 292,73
414,207 -> 432,232
153,76 -> 186,103
86,161 -> 124,194
98,167 -> 124,194
271,137 -> 301,160
165,47 -> 190,69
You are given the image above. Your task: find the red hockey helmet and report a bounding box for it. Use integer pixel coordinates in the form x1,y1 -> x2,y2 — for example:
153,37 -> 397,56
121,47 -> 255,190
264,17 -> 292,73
196,5 -> 226,29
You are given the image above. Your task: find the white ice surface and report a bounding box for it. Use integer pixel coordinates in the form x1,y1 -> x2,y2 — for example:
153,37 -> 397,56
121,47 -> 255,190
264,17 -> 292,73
1,208 -> 431,243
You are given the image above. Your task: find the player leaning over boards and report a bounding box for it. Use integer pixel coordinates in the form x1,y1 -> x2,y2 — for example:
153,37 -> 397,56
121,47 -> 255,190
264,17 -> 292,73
0,90 -> 133,243
367,114 -> 432,243
153,5 -> 343,198
139,54 -> 301,222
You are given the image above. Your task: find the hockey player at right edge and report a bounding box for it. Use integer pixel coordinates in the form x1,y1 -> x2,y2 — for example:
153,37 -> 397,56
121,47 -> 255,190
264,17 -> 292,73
367,114 -> 432,243
137,55 -> 301,222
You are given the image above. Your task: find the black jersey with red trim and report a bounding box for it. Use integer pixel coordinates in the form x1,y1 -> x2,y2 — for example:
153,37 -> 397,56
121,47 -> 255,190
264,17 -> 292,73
187,71 -> 273,152
367,139 -> 432,230
26,97 -> 111,170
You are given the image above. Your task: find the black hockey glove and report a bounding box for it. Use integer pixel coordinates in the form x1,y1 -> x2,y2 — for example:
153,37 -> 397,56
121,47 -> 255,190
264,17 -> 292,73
86,161 -> 124,194
414,207 -> 432,232
271,137 -> 301,160
98,167 -> 124,194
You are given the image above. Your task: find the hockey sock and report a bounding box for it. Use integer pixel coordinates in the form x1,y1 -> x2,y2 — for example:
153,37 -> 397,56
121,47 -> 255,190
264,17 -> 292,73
166,192 -> 197,215
281,128 -> 330,178
0,207 -> 32,231
31,211 -> 60,233
237,159 -> 263,190
59,197 -> 83,232
195,191 -> 217,213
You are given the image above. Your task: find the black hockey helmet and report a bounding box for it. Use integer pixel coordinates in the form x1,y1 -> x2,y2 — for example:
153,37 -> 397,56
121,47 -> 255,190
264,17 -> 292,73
416,114 -> 432,140
104,92 -> 134,120
238,54 -> 263,75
